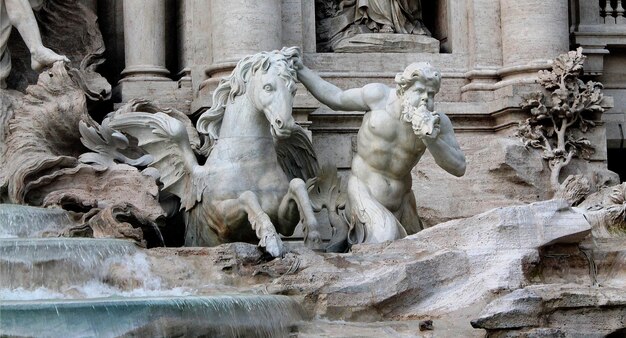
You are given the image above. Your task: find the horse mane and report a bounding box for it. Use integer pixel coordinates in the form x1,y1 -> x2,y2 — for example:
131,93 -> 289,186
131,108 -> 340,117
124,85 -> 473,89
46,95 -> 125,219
196,47 -> 301,155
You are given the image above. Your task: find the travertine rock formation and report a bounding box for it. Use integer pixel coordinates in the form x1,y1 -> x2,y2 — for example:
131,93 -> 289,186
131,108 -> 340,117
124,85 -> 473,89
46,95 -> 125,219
135,199 -> 620,336
0,62 -> 164,246
472,284 -> 626,337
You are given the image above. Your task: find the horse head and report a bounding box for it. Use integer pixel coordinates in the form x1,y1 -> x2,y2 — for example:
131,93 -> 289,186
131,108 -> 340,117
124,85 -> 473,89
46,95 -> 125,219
196,47 -> 301,152
247,53 -> 299,139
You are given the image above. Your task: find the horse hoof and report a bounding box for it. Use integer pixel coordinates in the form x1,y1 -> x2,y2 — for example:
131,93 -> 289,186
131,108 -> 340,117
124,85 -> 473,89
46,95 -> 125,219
262,233 -> 284,258
304,230 -> 324,251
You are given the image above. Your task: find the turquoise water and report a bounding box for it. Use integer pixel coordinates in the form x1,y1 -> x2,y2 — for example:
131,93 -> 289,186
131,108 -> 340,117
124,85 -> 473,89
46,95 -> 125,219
0,295 -> 305,337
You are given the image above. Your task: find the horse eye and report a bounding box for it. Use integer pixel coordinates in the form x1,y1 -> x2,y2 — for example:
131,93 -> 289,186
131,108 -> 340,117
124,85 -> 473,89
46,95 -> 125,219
263,84 -> 273,92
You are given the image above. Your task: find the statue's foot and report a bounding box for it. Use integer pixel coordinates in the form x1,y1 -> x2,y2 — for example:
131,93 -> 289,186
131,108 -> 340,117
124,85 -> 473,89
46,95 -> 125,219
259,230 -> 285,258
411,23 -> 431,36
0,78 -> 6,89
379,24 -> 394,33
30,46 -> 70,72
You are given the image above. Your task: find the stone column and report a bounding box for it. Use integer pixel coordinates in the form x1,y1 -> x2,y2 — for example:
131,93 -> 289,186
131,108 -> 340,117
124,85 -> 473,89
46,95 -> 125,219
499,0 -> 569,83
462,0 -> 503,101
116,0 -> 192,114
120,0 -> 169,81
206,0 -> 282,79
177,0 -> 193,85
193,0 -> 282,111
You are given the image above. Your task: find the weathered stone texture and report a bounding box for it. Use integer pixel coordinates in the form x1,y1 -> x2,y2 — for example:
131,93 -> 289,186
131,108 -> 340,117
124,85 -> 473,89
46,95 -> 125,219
140,200 -> 597,336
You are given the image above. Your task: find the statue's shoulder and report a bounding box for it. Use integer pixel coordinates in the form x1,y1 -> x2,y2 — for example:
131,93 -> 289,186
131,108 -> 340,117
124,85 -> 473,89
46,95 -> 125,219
361,83 -> 391,107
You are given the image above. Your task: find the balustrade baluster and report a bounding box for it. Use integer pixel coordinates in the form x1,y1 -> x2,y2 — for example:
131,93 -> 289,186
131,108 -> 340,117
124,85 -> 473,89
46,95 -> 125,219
604,0 -> 615,24
615,0 -> 626,25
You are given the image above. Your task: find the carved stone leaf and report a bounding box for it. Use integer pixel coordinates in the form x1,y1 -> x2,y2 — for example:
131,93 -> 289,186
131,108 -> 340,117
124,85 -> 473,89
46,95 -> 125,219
530,105 -> 548,119
517,123 -> 551,153
521,92 -> 544,109
568,137 -> 595,159
580,121 -> 589,133
552,88 -> 569,102
538,70 -> 559,90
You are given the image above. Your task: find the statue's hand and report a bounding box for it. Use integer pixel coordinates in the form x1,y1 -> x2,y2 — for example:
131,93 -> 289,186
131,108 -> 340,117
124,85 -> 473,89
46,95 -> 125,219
293,57 -> 304,71
412,107 -> 440,140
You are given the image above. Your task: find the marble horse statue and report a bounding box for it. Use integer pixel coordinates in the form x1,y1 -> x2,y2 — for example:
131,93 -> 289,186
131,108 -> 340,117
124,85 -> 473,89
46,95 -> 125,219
106,47 -> 322,257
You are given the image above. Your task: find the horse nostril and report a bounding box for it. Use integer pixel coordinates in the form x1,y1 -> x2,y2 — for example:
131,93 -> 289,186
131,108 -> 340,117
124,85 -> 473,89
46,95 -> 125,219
275,118 -> 283,128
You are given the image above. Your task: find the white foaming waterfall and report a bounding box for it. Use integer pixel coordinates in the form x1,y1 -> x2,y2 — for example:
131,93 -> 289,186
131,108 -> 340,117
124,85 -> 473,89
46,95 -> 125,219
0,205 -> 306,336
0,204 -> 72,238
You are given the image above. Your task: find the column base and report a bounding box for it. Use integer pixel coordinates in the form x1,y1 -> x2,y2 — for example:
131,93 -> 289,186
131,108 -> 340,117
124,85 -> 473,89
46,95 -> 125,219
461,68 -> 500,102
497,60 -> 552,85
120,65 -> 171,82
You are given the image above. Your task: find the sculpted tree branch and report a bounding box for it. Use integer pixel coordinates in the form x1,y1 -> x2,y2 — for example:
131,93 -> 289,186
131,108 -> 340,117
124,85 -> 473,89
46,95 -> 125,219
517,48 -> 604,193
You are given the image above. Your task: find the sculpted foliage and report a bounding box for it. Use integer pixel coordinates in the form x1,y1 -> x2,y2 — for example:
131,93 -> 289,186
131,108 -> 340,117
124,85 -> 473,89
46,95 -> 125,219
518,48 -> 604,192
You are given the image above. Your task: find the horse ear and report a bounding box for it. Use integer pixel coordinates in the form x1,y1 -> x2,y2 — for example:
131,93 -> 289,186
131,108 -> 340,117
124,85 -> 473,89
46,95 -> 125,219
261,57 -> 271,72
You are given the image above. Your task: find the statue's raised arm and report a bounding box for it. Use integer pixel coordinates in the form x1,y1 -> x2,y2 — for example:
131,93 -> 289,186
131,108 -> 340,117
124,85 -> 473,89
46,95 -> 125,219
296,60 -> 390,112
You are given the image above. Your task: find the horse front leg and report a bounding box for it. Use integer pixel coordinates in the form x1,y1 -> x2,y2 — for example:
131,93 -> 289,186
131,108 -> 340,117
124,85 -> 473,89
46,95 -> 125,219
217,191 -> 285,257
278,178 -> 323,250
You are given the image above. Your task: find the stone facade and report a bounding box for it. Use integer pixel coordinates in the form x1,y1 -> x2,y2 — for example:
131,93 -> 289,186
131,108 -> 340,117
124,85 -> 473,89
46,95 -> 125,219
2,2 -> 626,336
3,1 -> 625,226
89,0 -> 622,227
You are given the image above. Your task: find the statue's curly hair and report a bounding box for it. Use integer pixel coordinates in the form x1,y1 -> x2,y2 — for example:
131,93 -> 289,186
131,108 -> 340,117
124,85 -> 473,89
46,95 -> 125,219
394,62 -> 441,96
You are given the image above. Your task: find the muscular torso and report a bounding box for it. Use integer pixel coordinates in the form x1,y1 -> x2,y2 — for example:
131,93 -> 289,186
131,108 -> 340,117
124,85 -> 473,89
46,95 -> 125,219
351,106 -> 426,211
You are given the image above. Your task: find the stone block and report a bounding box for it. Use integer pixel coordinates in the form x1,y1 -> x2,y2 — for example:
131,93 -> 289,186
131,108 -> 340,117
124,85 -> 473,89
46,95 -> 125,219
334,34 -> 440,53
472,285 -> 626,337
114,80 -> 192,114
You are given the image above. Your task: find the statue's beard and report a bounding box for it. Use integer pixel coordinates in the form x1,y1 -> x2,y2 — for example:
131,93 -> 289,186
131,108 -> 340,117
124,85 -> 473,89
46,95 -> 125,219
400,95 -> 438,137
400,96 -> 421,123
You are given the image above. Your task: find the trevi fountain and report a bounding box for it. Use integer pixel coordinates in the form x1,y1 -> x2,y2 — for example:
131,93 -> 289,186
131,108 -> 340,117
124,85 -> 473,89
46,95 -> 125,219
0,0 -> 626,337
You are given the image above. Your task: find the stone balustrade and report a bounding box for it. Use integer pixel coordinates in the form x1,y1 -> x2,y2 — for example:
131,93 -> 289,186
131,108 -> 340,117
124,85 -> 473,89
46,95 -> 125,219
572,0 -> 626,75
601,0 -> 626,24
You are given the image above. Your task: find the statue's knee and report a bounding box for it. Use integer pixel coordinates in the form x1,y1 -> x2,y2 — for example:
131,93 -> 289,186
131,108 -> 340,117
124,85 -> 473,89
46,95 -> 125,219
238,191 -> 257,203
288,178 -> 305,191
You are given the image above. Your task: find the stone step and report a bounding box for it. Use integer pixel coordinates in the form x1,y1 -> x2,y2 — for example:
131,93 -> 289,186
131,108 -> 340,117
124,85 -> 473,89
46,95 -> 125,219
0,295 -> 305,337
